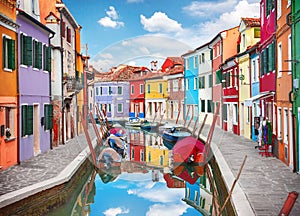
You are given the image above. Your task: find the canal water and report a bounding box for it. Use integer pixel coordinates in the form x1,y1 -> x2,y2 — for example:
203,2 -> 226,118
49,123 -> 215,216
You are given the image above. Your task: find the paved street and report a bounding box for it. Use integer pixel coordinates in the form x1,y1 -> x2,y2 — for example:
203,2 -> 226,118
0,122 -> 299,215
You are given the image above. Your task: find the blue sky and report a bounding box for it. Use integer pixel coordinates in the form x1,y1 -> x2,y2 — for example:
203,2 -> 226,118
63,0 -> 260,71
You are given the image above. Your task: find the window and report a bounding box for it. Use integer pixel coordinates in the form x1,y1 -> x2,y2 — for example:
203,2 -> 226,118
247,106 -> 250,123
194,77 -> 198,90
66,27 -> 71,43
95,87 -> 99,95
108,86 -> 112,95
223,104 -> 227,121
208,74 -> 213,87
278,43 -> 282,77
199,76 -> 205,89
5,107 -> 15,138
159,83 -> 163,93
185,58 -> 189,70
277,107 -> 282,138
2,35 -> 15,70
61,21 -> 66,38
277,0 -> 282,19
117,104 -> 123,113
215,70 -> 222,84
185,79 -> 189,90
254,28 -> 260,38
266,0 -> 274,16
107,104 -> 111,112
100,87 -> 103,95
33,40 -> 42,69
207,100 -> 212,113
22,105 -> 33,136
194,56 -> 197,68
43,44 -> 51,72
252,59 -> 258,82
147,84 -> 150,93
20,33 -> 32,66
242,34 -> 246,48
288,34 -> 292,73
140,84 -> 144,94
118,86 -> 122,95
201,100 -> 205,112
233,104 -> 238,124
173,79 -> 179,92
284,108 -> 288,144
201,53 -> 205,63
131,85 -> 134,95
44,104 -> 53,130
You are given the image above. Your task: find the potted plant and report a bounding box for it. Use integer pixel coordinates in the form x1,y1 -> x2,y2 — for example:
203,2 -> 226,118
5,128 -> 11,139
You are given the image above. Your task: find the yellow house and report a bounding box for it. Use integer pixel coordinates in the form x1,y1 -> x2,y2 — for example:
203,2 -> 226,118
145,135 -> 169,168
237,18 -> 260,139
144,73 -> 168,120
75,26 -> 85,133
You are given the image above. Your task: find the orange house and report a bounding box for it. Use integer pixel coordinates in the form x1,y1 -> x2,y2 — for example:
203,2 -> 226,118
275,2 -> 293,168
0,0 -> 18,170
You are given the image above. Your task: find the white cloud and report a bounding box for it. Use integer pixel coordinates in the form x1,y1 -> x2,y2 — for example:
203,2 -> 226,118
106,6 -> 119,20
140,12 -> 183,33
146,203 -> 188,216
183,0 -> 238,18
98,6 -> 124,29
103,207 -> 130,216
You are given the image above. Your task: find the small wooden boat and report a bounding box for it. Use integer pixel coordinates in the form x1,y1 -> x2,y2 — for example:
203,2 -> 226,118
162,126 -> 191,143
158,123 -> 185,134
125,117 -> 142,128
140,120 -> 160,131
105,134 -> 127,158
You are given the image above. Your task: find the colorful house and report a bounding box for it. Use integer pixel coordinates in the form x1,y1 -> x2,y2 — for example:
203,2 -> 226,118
237,17 -> 260,139
162,57 -> 185,122
246,43 -> 260,142
145,134 -> 169,168
144,73 -> 168,120
17,7 -> 54,161
129,67 -> 150,119
220,55 -> 239,135
182,50 -> 199,124
128,129 -> 145,162
0,0 -> 18,170
210,27 -> 239,127
196,43 -> 214,125
275,0 -> 293,167
258,0 -> 276,151
291,0 -> 300,172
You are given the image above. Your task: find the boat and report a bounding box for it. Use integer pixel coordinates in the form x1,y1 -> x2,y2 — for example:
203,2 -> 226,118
162,126 -> 192,143
140,120 -> 160,131
125,117 -> 142,128
109,123 -> 127,138
158,123 -> 185,134
105,134 -> 127,158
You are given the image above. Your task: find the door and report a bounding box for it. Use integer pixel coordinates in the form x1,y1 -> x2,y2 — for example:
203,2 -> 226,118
33,104 -> 40,156
289,109 -> 294,169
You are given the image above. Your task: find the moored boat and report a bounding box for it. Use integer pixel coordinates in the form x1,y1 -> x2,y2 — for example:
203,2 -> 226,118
162,126 -> 191,143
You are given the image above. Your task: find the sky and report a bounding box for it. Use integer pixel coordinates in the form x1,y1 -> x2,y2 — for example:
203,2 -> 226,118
63,0 -> 260,72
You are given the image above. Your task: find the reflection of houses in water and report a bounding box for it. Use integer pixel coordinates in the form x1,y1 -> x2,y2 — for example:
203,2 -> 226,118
152,170 -> 160,182
128,129 -> 145,162
163,172 -> 185,188
144,132 -> 169,168
182,175 -> 213,216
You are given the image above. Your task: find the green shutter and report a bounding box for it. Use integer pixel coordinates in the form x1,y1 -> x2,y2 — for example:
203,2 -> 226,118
2,36 -> 6,69
44,104 -> 53,130
37,42 -> 42,69
8,39 -> 15,70
47,46 -> 51,71
26,36 -> 32,66
21,105 -> 27,136
21,34 -> 26,65
27,105 -> 33,135
216,70 -> 221,84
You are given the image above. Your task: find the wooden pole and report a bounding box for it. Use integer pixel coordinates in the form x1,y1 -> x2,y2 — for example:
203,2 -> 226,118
175,107 -> 181,124
80,112 -> 97,166
197,114 -> 208,139
218,155 -> 247,216
89,111 -> 102,145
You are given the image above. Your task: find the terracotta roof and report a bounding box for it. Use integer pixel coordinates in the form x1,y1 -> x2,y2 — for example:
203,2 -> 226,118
166,57 -> 184,65
241,17 -> 260,27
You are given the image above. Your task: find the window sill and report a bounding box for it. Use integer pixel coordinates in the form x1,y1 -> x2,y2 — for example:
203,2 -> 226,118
4,137 -> 16,142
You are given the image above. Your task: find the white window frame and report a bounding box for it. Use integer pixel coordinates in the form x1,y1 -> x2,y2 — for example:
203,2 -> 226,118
277,107 -> 282,139
284,108 -> 288,144
277,42 -> 282,78
277,0 -> 282,19
288,34 -> 292,74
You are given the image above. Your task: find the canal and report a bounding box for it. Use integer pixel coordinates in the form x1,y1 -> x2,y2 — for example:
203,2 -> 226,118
48,121 -> 233,216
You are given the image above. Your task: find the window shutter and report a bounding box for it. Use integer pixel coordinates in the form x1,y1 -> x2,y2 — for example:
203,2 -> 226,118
8,38 -> 15,70
21,105 -> 27,136
21,34 -> 26,65
2,36 -> 6,69
26,36 -> 32,66
27,105 -> 33,135
62,21 -> 65,38
37,42 -> 42,69
44,104 -> 53,130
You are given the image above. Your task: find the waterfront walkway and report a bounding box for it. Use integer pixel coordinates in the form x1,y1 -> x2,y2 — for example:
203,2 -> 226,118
0,123 -> 299,215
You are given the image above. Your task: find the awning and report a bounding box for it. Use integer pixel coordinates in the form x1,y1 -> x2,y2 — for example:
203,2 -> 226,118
244,91 -> 274,106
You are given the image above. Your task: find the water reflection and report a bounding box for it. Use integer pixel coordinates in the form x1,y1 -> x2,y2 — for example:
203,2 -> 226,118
69,126 -> 215,216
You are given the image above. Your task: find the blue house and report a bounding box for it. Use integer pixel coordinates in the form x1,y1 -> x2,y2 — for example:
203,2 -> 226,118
182,50 -> 199,123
